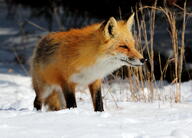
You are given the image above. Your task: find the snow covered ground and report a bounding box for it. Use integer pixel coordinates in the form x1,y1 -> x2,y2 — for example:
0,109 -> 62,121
0,72 -> 192,138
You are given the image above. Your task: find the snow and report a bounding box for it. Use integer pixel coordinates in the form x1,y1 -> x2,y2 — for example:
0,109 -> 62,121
0,73 -> 192,138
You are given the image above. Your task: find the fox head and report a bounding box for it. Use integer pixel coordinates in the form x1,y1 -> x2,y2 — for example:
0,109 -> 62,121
67,13 -> 147,85
98,13 -> 146,67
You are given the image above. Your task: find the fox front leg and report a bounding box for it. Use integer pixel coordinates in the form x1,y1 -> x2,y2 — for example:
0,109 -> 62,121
89,80 -> 104,112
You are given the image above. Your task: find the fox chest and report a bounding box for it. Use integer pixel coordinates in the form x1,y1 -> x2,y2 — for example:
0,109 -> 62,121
69,57 -> 122,86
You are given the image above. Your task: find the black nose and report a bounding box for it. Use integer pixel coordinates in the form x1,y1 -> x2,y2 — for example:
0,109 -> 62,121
140,58 -> 147,63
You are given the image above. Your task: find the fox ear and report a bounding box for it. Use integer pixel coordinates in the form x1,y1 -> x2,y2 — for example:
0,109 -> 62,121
101,17 -> 117,39
127,13 -> 135,30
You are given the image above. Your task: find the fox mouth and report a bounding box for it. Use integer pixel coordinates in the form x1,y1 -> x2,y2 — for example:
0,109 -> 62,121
120,59 -> 143,67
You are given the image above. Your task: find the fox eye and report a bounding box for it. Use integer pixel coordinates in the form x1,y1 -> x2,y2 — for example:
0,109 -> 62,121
119,45 -> 128,49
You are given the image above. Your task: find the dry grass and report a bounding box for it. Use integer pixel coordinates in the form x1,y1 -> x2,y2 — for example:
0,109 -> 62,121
121,2 -> 190,102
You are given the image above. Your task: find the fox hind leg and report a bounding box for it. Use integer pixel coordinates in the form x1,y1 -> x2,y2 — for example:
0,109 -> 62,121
45,90 -> 64,111
33,80 -> 45,111
33,82 -> 65,111
34,95 -> 42,110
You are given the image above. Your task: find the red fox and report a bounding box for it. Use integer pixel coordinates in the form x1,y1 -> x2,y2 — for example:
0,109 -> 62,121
31,13 -> 145,112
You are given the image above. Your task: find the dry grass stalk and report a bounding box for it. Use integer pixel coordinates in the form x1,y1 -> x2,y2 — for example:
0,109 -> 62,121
122,2 -> 188,102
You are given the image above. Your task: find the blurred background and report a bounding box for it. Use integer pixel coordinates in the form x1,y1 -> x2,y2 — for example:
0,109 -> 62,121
0,0 -> 192,86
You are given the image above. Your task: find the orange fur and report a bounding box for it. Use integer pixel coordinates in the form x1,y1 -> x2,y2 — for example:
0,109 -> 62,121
31,14 -> 144,111
45,90 -> 62,111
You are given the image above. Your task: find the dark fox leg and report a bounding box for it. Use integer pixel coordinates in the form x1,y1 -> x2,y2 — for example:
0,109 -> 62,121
33,80 -> 44,111
62,83 -> 77,109
89,80 -> 104,112
32,74 -> 43,110
34,95 -> 42,110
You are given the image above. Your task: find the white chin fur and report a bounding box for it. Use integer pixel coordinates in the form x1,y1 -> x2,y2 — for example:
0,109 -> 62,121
70,54 -> 143,86
70,54 -> 125,86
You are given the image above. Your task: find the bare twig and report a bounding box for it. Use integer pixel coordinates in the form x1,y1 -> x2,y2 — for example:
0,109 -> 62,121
25,19 -> 49,32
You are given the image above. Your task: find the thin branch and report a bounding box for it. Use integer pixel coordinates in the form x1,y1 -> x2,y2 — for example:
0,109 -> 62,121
25,19 -> 49,32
